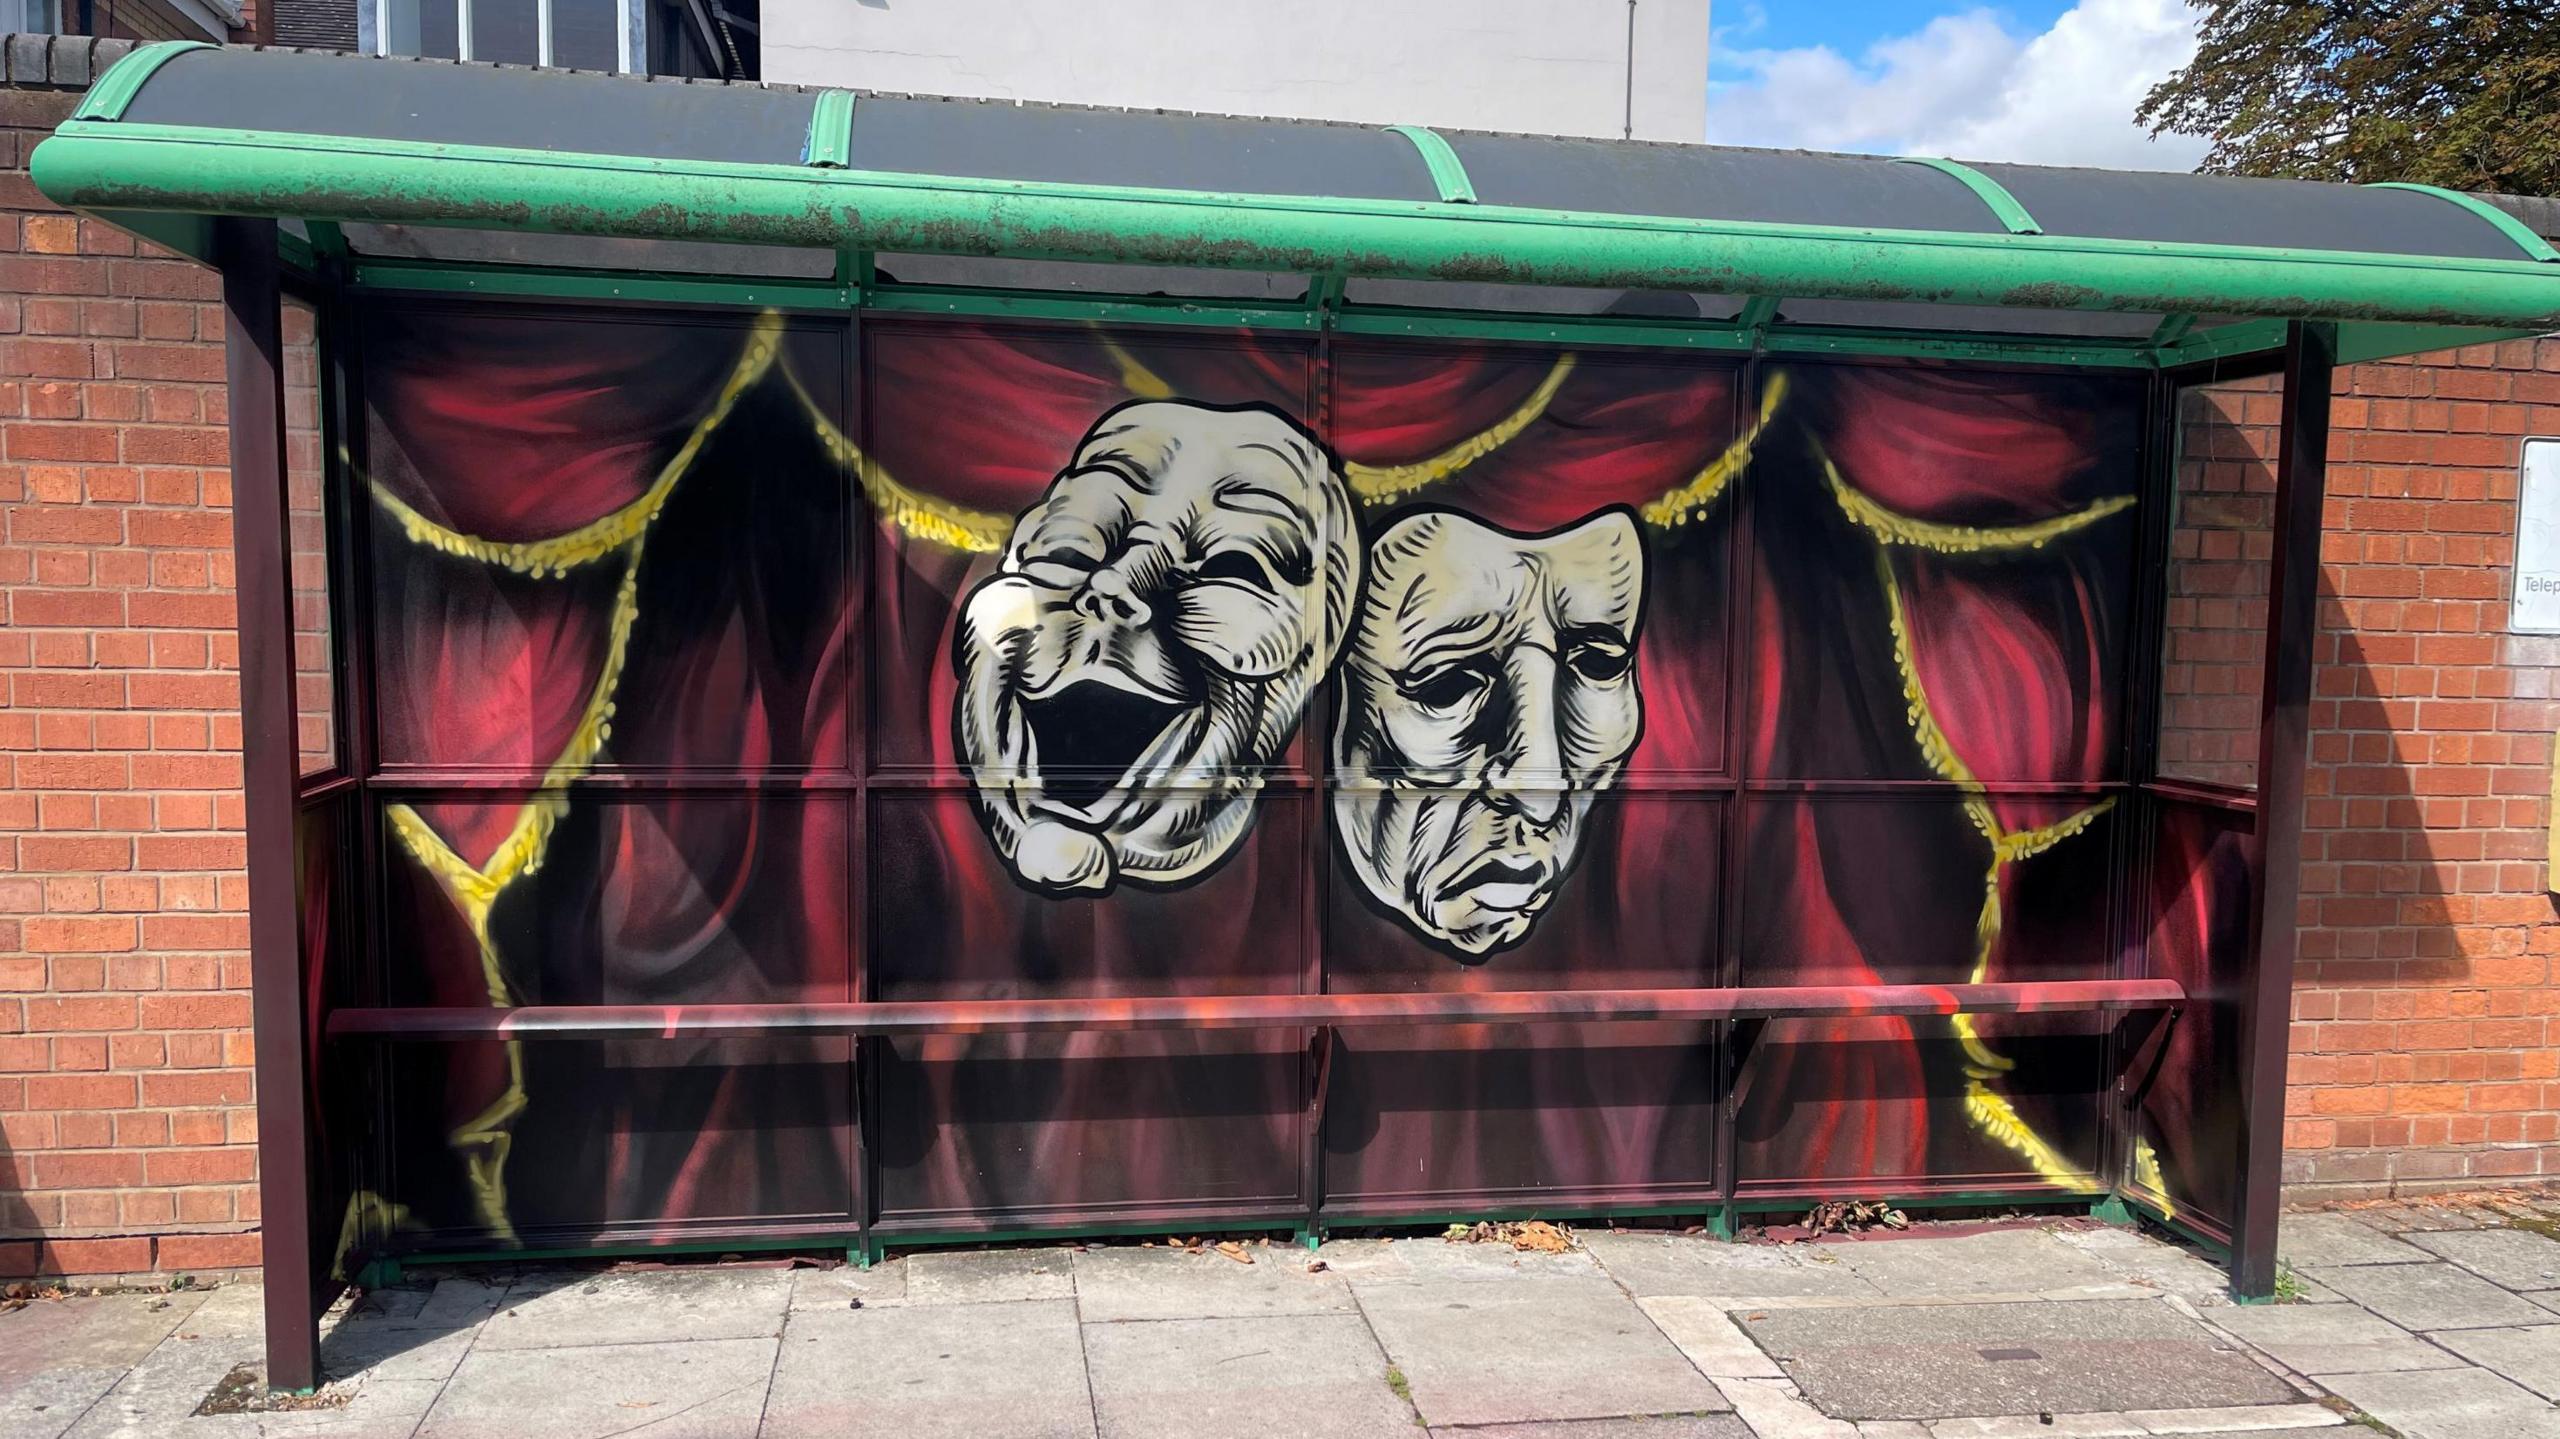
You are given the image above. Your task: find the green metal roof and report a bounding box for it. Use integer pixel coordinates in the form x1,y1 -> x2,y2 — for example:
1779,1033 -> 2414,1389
31,43 -> 2560,358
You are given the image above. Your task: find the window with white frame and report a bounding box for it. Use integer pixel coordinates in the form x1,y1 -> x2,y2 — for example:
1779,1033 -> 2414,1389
369,0 -> 640,71
0,0 -> 60,32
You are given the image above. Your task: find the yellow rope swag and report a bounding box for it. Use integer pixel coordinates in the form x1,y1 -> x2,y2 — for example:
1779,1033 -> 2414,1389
1816,422 -> 2168,1209
351,316 -> 782,1256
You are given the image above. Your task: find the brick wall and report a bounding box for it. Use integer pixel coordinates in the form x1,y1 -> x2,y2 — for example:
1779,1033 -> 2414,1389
1,57 -> 268,1280
2286,339 -> 2560,1198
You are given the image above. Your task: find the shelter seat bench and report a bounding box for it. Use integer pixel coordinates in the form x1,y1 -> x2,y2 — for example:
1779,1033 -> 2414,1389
326,980 -> 2184,1040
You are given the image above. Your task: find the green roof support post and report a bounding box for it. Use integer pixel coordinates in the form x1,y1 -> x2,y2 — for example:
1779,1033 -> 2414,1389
1735,293 -> 1781,342
2365,183 -> 2560,264
1386,125 -> 1478,204
2147,313 -> 2198,350
1306,272 -> 1345,320
1895,156 -> 2042,235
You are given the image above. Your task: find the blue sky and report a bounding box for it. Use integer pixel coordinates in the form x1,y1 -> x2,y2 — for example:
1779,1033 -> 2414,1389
1714,1 -> 2080,63
1705,0 -> 2212,171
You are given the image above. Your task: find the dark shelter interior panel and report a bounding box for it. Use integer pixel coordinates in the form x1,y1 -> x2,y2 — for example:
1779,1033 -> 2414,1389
314,295 -> 2217,1259
2128,799 -> 2259,1240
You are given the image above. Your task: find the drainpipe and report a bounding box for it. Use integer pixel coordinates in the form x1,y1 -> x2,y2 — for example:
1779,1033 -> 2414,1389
1623,0 -> 1636,139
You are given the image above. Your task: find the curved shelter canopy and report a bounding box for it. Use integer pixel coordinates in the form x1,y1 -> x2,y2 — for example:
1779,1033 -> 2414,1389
31,42 -> 2560,364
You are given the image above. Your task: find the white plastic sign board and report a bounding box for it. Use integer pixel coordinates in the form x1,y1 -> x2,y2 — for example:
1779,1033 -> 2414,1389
2515,439 -> 2560,634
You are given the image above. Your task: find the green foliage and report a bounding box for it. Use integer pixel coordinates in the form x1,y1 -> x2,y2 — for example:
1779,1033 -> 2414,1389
2139,1 -> 2560,193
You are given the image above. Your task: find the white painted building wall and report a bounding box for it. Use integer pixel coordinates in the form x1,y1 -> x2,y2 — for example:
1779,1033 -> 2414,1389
764,0 -> 1711,143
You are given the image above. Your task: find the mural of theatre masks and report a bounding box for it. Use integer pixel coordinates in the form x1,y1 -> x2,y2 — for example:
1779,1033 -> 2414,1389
954,400 -> 1363,896
954,402 -> 1649,958
1332,508 -> 1648,958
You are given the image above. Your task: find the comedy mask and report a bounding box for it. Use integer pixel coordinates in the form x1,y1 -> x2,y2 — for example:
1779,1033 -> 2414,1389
1333,507 -> 1648,957
955,400 -> 1361,895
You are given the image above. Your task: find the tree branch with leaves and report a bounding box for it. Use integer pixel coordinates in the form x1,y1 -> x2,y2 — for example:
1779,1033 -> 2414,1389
2140,1 -> 2560,192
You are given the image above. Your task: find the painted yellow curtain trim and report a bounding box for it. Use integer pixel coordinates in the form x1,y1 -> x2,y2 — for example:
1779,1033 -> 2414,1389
1345,354 -> 1577,504
1640,373 -> 1790,531
1847,452 -> 2139,1194
361,314 -> 783,578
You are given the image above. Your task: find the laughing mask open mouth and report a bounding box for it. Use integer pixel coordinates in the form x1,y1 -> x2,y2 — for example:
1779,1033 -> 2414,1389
1333,507 -> 1648,958
955,400 -> 1361,895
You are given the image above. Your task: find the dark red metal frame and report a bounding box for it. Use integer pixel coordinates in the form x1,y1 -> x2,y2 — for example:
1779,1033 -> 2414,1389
210,248 -> 2331,1388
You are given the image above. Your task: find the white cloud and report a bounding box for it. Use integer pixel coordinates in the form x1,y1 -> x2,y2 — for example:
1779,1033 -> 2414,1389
1708,0 -> 2212,172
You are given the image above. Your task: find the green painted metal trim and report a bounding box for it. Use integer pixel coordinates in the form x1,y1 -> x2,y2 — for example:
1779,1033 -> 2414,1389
803,90 -> 854,169
2157,317 -> 2291,368
1333,305 -> 1754,350
90,206 -> 211,264
1896,156 -> 2042,235
398,1233 -> 851,1267
350,259 -> 856,310
2367,182 -> 2560,264
2336,321 -> 2541,365
1729,1189 -> 2106,1214
34,122 -> 2560,330
1385,124 -> 1477,204
2146,313 -> 2198,348
1768,325 -> 2153,369
864,284 -> 1320,330
1735,294 -> 1781,330
70,40 -> 211,123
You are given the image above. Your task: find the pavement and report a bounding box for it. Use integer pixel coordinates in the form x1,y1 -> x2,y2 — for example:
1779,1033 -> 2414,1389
3,1193 -> 2557,1439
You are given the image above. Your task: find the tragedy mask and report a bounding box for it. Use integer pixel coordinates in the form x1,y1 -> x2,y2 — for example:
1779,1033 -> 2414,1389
1333,507 -> 1647,957
955,400 -> 1361,895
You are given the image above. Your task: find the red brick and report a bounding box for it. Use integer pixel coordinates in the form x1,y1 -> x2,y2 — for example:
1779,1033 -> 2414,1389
155,1233 -> 261,1271
36,1237 -> 152,1276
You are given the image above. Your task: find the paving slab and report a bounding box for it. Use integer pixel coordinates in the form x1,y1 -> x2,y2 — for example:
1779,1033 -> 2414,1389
1333,1235 -> 1606,1285
1072,1244 -> 1354,1322
1580,1232 -> 1880,1301
473,1266 -> 792,1350
1354,1273 -> 1726,1427
2125,1403 -> 2344,1433
787,1260 -> 907,1311
1923,1417 -> 2146,1437
2534,1289 -> 2560,1315
2052,1228 -> 2238,1305
1710,1377 -> 1860,1438
2204,1302 -> 2465,1376
2342,1204 -> 2512,1232
2429,1323 -> 2560,1402
407,1277 -> 508,1330
902,1247 -> 1076,1304
1736,1297 -> 2302,1421
0,1292 -> 209,1439
1426,1419 -> 1752,1438
417,1336 -> 774,1439
315,1313 -> 480,1386
2406,1226 -> 2560,1290
762,1299 -> 1093,1438
1637,1295 -> 1785,1378
2275,1214 -> 2430,1268
2303,1260 -> 2556,1331
2321,1366 -> 2560,1439
1082,1313 -> 1410,1439
1825,1230 -> 2127,1300
60,1308 -> 268,1439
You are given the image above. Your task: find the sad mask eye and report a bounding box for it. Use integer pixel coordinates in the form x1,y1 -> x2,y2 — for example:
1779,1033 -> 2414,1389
1401,662 -> 1494,718
1194,550 -> 1277,593
1567,642 -> 1633,683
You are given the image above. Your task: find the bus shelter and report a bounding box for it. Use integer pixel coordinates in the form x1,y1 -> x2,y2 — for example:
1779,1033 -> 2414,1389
33,41 -> 2560,1390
